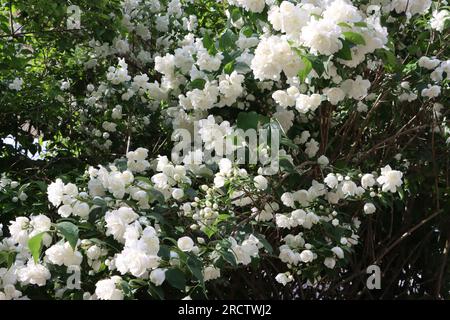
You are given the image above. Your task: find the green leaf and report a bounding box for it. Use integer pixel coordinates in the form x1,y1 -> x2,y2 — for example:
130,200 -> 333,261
158,245 -> 171,260
202,33 -> 217,55
354,21 -> 368,28
298,56 -> 313,83
0,251 -> 17,268
374,48 -> 399,72
338,22 -> 352,29
56,221 -> 79,249
188,78 -> 206,90
166,268 -> 186,290
342,31 -> 366,45
148,186 -> 165,204
280,137 -> 299,150
234,61 -> 251,74
219,29 -> 237,51
236,112 -> 269,130
254,234 -> 273,254
335,40 -> 352,60
186,256 -> 204,284
279,157 -> 296,174
241,26 -> 254,38
92,196 -> 107,207
231,8 -> 241,22
223,60 -> 234,74
28,232 -> 45,263
148,284 -> 164,300
221,250 -> 237,267
121,280 -> 133,297
204,225 -> 218,238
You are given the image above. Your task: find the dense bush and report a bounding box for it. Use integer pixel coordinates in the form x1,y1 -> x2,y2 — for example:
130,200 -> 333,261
0,0 -> 449,300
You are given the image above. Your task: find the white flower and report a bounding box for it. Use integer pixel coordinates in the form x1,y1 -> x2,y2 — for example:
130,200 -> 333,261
214,175 -> 226,188
218,158 -> 232,174
391,0 -> 431,16
9,216 -> 30,245
341,76 -> 371,100
60,80 -> 70,91
421,84 -> 441,98
29,215 -> 52,247
275,272 -> 293,286
281,192 -> 295,208
105,207 -> 139,242
317,155 -> 329,166
230,236 -> 260,265
251,35 -> 303,81
18,192 -> 28,201
254,175 -> 268,190
361,174 -> 376,189
0,284 -> 22,300
323,0 -> 362,24
376,165 -> 403,193
268,2 -> 309,37
127,148 -> 150,173
272,87 -> 298,108
323,87 -> 345,105
418,56 -> 441,70
341,180 -> 358,197
95,277 -> 124,300
203,266 -> 221,282
324,173 -> 339,189
218,71 -> 244,107
236,0 -> 265,13
300,249 -> 314,263
181,83 -> 219,111
8,77 -> 23,91
115,247 -> 157,278
197,116 -> 232,153
17,261 -> 51,287
301,19 -> 342,56
172,188 -> 184,200
106,58 -> 131,84
197,50 -> 223,72
177,236 -> 194,252
45,242 -> 83,267
324,257 -> 336,269
150,268 -> 166,286
364,203 -> 376,214
86,245 -> 102,260
332,246 -> 345,259
295,94 -> 322,114
72,201 -> 90,218
305,139 -> 319,158
430,10 -> 450,32
47,179 -> 65,207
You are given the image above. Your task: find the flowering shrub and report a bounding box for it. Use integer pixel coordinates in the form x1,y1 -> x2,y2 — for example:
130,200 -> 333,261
0,0 -> 449,299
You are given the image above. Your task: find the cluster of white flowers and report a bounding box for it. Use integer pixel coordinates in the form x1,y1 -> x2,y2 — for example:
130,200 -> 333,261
417,56 -> 450,99
229,235 -> 262,266
228,0 -> 265,13
1,0 -> 446,300
8,215 -> 52,247
45,242 -> 83,267
391,0 -> 432,17
430,10 -> 450,31
218,71 -> 245,107
114,225 -> 161,278
179,82 -> 219,111
151,155 -> 191,199
106,58 -> 131,85
95,276 -> 124,300
251,35 -> 303,81
127,148 -> 150,173
8,77 -> 23,91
